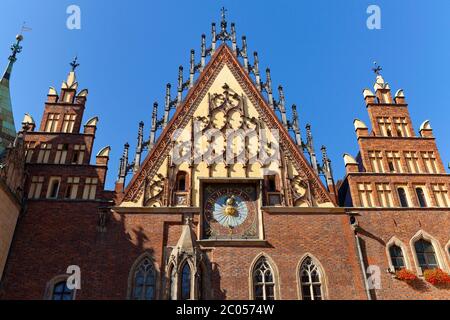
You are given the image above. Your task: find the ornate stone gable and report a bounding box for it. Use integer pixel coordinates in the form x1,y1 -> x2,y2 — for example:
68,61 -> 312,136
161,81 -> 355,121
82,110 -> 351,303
122,44 -> 334,206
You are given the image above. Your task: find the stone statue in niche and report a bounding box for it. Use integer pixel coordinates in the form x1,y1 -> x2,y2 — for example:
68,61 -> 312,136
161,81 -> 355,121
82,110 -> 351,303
290,175 -> 312,207
144,173 -> 165,207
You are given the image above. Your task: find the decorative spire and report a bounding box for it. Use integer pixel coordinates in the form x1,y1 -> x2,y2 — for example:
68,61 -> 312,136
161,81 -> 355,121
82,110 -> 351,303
189,50 -> 195,89
372,61 -> 382,76
149,102 -> 159,149
2,34 -> 23,81
200,34 -> 207,71
305,124 -> 319,174
211,23 -> 217,54
177,66 -> 184,107
277,86 -> 288,127
117,143 -> 130,183
133,121 -> 144,173
290,104 -> 302,147
221,7 -> 227,24
0,34 -> 24,154
164,83 -> 171,128
231,23 -> 237,54
70,56 -> 80,72
220,7 -> 228,33
264,68 -> 274,109
320,145 -> 335,192
252,52 -> 261,91
240,36 -> 249,71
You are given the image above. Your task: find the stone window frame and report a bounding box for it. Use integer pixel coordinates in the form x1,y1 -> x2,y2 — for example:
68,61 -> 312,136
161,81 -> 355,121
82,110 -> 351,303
45,113 -> 60,133
368,150 -> 384,173
420,151 -> 438,174
395,184 -> 411,208
127,252 -> 161,300
430,183 -> 449,208
65,177 -> 80,200
445,240 -> 450,262
46,176 -> 61,199
44,274 -> 77,300
409,230 -> 449,276
375,183 -> 393,208
412,184 -> 431,208
385,237 -> 412,272
36,143 -> 52,164
393,117 -> 410,137
404,151 -> 421,174
296,253 -> 328,300
357,182 -> 374,208
28,176 -> 44,199
166,257 -> 197,300
61,113 -> 77,133
248,253 -> 281,300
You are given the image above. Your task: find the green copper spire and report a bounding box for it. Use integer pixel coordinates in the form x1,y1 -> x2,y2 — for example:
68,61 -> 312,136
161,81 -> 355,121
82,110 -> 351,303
0,34 -> 23,154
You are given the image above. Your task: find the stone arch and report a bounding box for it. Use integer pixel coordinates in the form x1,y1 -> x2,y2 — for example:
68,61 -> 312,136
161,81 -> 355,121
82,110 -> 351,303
296,253 -> 328,300
446,240 -> 450,262
44,274 -> 77,300
248,252 -> 281,300
127,251 -> 160,300
386,236 -> 412,271
409,230 -> 449,274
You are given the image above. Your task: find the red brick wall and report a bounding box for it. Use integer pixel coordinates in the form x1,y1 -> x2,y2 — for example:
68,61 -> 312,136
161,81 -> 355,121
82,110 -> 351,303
0,207 -> 367,300
354,209 -> 450,300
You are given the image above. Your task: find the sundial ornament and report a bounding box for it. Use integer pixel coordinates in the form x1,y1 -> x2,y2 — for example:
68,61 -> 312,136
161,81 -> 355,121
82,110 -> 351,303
213,195 -> 248,228
203,183 -> 259,240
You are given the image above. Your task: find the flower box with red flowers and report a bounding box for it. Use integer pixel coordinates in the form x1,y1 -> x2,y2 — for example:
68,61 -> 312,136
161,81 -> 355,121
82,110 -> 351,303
395,269 -> 418,282
423,268 -> 450,285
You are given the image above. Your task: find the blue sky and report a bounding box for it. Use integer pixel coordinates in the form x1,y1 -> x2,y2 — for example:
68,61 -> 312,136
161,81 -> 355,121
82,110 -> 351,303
1,0 -> 449,189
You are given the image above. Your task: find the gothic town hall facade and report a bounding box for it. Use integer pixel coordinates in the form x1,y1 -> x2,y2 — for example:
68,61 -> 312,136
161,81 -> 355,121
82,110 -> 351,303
0,12 -> 449,300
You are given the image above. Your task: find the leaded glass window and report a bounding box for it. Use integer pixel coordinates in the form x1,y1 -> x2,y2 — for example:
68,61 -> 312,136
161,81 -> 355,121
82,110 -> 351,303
132,257 -> 156,300
253,257 -> 275,300
414,239 -> 438,271
180,263 -> 191,300
389,245 -> 405,271
300,257 -> 323,300
52,281 -> 74,300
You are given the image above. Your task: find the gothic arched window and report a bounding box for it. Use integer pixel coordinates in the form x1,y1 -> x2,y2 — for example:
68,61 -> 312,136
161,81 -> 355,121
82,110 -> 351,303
176,172 -> 187,191
253,257 -> 275,300
180,263 -> 192,300
397,188 -> 409,207
52,281 -> 74,300
168,265 -> 177,300
389,245 -> 405,271
300,257 -> 323,300
131,257 -> 156,300
414,239 -> 438,271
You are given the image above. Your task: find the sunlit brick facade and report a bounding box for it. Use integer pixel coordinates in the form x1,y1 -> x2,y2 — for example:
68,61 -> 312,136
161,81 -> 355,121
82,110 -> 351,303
339,74 -> 450,299
0,11 -> 449,301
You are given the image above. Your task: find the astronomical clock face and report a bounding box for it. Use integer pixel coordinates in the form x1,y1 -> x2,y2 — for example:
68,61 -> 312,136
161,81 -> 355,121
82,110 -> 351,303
203,183 -> 259,240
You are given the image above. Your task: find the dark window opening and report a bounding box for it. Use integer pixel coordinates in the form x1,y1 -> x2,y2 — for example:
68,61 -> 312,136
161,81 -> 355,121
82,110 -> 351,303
416,188 -> 428,208
176,172 -> 187,191
267,175 -> 277,192
52,281 -> 74,300
65,185 -> 73,199
415,239 -> 438,271
397,188 -> 409,207
132,257 -> 156,300
72,152 -> 79,164
389,245 -> 405,271
49,180 -> 60,199
181,263 -> 191,300
386,129 -> 392,137
388,161 -> 395,173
